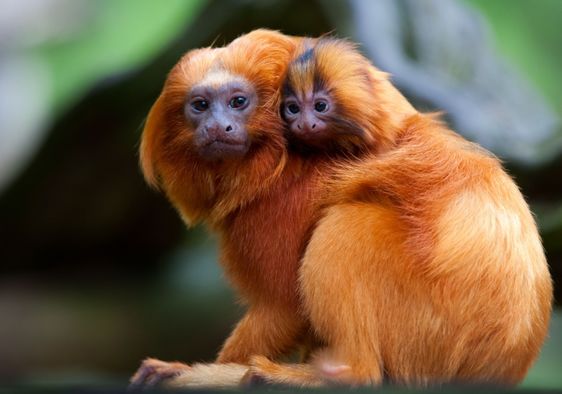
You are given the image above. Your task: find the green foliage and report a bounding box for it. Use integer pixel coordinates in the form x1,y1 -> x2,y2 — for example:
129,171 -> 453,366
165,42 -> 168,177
465,0 -> 562,114
33,0 -> 206,114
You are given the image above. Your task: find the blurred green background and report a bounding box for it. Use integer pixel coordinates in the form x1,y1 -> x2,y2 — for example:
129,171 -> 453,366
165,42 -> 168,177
0,0 -> 560,390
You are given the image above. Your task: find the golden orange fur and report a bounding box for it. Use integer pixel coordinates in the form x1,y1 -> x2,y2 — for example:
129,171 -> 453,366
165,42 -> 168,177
130,32 -> 552,389
131,30 -> 327,388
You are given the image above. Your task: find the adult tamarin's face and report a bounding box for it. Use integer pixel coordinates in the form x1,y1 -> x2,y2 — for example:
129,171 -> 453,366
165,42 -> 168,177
185,71 -> 257,161
147,47 -> 261,165
140,30 -> 299,188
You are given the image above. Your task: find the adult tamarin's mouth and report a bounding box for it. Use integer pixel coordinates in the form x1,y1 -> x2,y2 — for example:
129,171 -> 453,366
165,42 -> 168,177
201,139 -> 250,160
205,137 -> 246,147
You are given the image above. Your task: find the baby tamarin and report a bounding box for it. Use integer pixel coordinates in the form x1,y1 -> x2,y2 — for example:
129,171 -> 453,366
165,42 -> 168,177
245,38 -> 553,387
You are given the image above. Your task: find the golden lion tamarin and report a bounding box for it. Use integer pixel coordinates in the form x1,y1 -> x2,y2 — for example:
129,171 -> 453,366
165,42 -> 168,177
130,30 -> 324,389
242,38 -> 553,387
130,32 -> 552,389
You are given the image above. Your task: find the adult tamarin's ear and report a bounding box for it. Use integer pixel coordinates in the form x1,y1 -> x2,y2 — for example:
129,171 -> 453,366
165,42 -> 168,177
139,94 -> 166,189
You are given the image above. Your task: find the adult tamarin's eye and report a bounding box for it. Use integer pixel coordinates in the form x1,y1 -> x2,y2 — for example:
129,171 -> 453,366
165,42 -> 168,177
191,99 -> 209,112
287,103 -> 300,114
229,96 -> 248,109
314,101 -> 328,113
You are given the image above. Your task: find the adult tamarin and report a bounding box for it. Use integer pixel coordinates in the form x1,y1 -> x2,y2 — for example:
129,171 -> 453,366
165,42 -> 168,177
131,30 -> 331,389
245,38 -> 553,387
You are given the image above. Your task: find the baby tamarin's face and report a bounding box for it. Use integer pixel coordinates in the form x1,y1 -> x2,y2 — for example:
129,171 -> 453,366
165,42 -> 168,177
282,39 -> 379,150
282,47 -> 335,145
283,89 -> 333,136
282,47 -> 333,142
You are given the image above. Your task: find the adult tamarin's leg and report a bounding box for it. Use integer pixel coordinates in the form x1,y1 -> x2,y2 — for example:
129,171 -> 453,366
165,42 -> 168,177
299,202 -> 405,386
217,303 -> 305,363
246,202 -> 406,387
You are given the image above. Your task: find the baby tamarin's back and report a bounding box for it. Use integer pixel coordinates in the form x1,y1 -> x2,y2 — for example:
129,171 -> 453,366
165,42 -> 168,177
324,114 -> 552,384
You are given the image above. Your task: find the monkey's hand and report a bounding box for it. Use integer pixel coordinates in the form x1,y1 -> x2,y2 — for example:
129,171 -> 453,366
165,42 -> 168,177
129,358 -> 250,390
128,358 -> 191,390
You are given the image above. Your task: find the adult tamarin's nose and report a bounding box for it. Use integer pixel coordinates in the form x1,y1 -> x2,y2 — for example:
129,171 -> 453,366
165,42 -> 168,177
205,121 -> 234,138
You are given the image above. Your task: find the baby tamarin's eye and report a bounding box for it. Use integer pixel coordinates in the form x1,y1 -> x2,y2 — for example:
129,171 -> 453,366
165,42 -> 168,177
286,103 -> 300,114
314,101 -> 328,113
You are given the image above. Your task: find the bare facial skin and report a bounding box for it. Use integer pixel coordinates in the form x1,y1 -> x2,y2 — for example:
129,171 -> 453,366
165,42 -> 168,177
186,77 -> 257,161
282,91 -> 333,142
